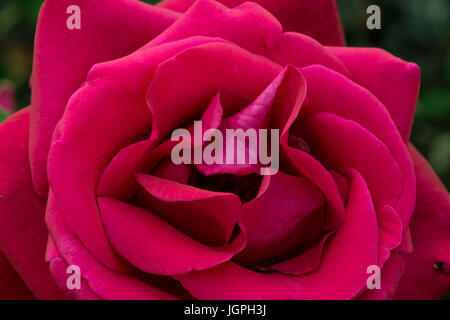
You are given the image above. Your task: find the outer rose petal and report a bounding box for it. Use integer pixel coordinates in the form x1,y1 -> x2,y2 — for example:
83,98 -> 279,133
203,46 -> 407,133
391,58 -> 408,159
394,146 -> 450,299
149,0 -> 282,55
158,0 -> 346,46
0,109 -> 64,299
328,47 -> 421,141
30,0 -> 179,197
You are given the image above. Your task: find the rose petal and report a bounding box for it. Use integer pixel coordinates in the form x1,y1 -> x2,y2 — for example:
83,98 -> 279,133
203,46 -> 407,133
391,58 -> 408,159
301,113 -> 403,231
266,32 -> 350,76
48,37 -> 228,271
149,0 -> 282,55
158,0 -> 346,46
299,65 -> 416,230
236,171 -> 325,265
328,47 -> 421,141
360,253 -> 405,300
98,197 -> 245,275
136,174 -> 241,246
280,145 -> 345,231
0,108 -> 64,299
271,232 -> 333,275
196,65 -> 305,176
394,145 -> 450,299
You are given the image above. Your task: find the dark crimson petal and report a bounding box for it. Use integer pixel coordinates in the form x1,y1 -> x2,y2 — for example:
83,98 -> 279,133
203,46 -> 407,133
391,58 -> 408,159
236,171 -> 325,265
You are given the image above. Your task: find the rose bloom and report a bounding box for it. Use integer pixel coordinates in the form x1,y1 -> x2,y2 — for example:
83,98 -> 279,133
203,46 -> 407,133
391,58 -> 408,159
0,0 -> 449,300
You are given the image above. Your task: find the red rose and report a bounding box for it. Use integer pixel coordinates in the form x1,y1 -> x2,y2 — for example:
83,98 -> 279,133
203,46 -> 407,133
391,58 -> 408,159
0,0 -> 449,300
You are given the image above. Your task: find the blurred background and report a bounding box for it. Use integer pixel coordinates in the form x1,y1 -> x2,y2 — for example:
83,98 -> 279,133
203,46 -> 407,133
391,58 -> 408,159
0,0 -> 448,297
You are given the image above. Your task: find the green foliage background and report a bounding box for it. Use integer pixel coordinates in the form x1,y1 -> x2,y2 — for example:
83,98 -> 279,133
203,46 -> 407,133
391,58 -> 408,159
0,0 -> 449,298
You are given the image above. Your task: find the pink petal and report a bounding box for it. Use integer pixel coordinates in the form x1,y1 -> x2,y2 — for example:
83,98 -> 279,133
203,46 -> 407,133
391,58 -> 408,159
328,47 -> 421,141
395,145 -> 450,299
0,108 -> 64,299
30,0 -> 179,197
158,0 -> 346,46
98,198 -> 245,275
236,171 -> 325,265
136,174 -> 241,246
